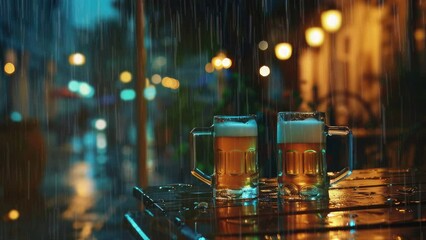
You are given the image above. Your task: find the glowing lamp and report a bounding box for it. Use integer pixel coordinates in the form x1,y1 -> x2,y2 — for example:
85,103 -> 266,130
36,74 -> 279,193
305,27 -> 325,47
259,65 -> 270,77
120,71 -> 132,83
8,209 -> 20,220
321,10 -> 342,33
4,62 -> 15,75
275,43 -> 292,60
68,53 -> 86,66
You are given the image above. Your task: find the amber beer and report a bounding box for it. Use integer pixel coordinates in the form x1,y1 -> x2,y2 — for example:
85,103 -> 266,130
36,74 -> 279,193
277,117 -> 328,200
213,119 -> 258,199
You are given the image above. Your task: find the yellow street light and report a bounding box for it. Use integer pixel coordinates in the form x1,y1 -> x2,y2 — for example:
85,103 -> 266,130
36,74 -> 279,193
212,56 -> 223,70
161,77 -> 180,89
120,71 -> 132,83
4,62 -> 15,75
259,65 -> 270,77
222,57 -> 232,69
305,27 -> 325,47
211,52 -> 232,70
321,10 -> 342,33
8,209 -> 20,220
68,53 -> 86,66
275,42 -> 292,60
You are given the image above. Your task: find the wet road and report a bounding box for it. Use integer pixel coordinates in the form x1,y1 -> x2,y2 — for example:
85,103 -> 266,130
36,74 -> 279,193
0,130 -> 169,240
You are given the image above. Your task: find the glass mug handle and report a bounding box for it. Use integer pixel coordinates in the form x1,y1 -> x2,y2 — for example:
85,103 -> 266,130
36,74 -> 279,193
190,127 -> 213,186
326,126 -> 353,185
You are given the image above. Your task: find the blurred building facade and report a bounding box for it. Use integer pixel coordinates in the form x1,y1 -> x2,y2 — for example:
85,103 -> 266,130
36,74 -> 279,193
295,0 -> 425,168
298,0 -> 411,127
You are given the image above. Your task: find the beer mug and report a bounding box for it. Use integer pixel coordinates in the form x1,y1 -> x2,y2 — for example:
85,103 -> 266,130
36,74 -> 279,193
190,115 -> 259,200
277,112 -> 353,200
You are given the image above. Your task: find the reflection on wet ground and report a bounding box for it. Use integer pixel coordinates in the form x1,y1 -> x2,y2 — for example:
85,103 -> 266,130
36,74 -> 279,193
128,168 -> 426,239
0,129 -> 168,239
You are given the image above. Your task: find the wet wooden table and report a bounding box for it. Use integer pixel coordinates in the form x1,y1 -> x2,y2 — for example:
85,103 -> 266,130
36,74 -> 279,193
124,168 -> 426,239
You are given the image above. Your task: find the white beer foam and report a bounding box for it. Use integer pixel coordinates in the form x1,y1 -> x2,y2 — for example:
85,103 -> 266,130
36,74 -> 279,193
215,119 -> 258,137
277,118 -> 324,143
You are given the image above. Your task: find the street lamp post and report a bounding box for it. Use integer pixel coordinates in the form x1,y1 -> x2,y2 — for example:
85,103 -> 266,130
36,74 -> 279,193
136,0 -> 148,188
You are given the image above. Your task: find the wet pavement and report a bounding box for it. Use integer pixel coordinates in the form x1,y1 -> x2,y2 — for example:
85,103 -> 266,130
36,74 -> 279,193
0,130 -> 170,240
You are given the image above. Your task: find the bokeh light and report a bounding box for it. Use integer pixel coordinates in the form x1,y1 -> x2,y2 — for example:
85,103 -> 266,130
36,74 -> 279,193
222,58 -> 232,69
68,53 -> 86,66
96,133 -> 107,149
205,63 -> 214,73
415,28 -> 425,41
161,77 -> 180,90
10,111 -> 22,122
8,209 -> 20,220
212,53 -> 232,70
321,10 -> 343,33
68,80 -> 80,92
120,71 -> 132,83
95,119 -> 107,130
212,56 -> 223,70
259,65 -> 270,77
120,89 -> 136,101
144,85 -> 157,100
4,62 -> 15,75
415,28 -> 425,50
78,82 -> 95,98
258,40 -> 269,50
275,42 -> 293,60
152,56 -> 167,69
151,74 -> 162,84
305,27 -> 325,47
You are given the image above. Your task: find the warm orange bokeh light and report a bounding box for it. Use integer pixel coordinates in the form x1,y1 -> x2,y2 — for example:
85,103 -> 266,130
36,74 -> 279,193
205,63 -> 214,73
321,10 -> 342,33
305,27 -> 325,47
275,42 -> 293,60
211,52 -> 232,70
8,209 -> 20,220
4,62 -> 15,75
68,53 -> 86,66
120,71 -> 132,83
162,77 -> 180,89
221,58 -> 232,69
212,56 -> 223,70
